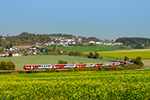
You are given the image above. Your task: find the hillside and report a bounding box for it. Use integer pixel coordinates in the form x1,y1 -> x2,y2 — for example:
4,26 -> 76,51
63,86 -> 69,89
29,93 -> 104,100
116,37 -> 150,49
47,44 -> 133,52
0,32 -> 100,47
0,55 -> 108,70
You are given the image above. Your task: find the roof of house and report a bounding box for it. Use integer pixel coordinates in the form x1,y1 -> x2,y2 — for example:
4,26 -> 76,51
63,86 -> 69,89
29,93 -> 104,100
0,52 -> 6,54
12,52 -> 18,54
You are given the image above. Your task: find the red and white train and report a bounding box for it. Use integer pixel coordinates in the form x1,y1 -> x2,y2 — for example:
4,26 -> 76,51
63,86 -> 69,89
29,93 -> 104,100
23,61 -> 124,70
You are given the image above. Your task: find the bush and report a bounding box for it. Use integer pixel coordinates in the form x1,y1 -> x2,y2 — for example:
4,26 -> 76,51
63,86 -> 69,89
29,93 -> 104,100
14,71 -> 19,74
124,56 -> 129,61
122,64 -> 142,69
84,67 -> 91,71
111,66 -> 119,70
118,66 -> 124,70
58,59 -> 67,64
75,67 -> 84,71
45,68 -> 56,72
0,60 -> 15,70
101,68 -> 104,71
70,68 -> 75,72
134,56 -> 144,67
95,67 -> 99,71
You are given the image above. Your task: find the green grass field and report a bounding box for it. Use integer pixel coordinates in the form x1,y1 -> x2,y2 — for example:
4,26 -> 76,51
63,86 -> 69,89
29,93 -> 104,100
0,55 -> 108,70
84,50 -> 150,60
47,44 -> 133,52
0,70 -> 150,99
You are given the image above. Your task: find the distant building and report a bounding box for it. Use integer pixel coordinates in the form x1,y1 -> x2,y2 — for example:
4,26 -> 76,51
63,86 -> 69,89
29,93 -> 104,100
115,42 -> 123,45
36,42 -> 42,47
83,43 -> 89,46
89,41 -> 95,44
30,46 -> 37,50
104,42 -> 114,45
96,41 -> 103,44
59,50 -> 64,54
12,52 -> 21,57
0,52 -> 9,57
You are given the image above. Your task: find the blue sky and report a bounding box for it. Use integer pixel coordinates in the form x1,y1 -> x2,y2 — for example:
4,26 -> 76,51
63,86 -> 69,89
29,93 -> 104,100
0,0 -> 150,40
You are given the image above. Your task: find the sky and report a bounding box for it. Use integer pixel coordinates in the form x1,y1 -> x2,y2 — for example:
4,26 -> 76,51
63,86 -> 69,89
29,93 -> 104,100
0,0 -> 150,40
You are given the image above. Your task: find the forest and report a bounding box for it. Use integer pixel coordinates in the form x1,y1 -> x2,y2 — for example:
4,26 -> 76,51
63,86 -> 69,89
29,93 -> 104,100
115,37 -> 150,49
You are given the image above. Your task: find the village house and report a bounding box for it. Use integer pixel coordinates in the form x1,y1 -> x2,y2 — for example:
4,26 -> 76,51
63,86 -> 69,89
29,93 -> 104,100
89,41 -> 95,44
12,52 -> 22,57
115,42 -> 123,45
96,41 -> 103,44
59,50 -> 64,54
104,42 -> 114,45
30,46 -> 37,50
83,43 -> 89,46
36,42 -> 42,47
0,52 -> 9,57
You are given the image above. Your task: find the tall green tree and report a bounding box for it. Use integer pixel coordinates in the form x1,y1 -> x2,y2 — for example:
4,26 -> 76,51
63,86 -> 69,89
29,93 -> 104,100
134,56 -> 144,67
7,60 -> 15,70
0,60 -> 7,70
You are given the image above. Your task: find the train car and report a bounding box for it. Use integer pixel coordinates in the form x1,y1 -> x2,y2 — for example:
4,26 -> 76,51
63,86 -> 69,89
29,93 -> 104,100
114,62 -> 120,66
24,64 -> 52,69
95,63 -> 103,67
109,62 -> 115,66
52,64 -> 76,69
64,64 -> 76,68
39,64 -> 53,69
53,64 -> 66,69
102,63 -> 109,67
24,64 -> 40,69
119,61 -> 125,65
76,64 -> 87,68
85,63 -> 95,67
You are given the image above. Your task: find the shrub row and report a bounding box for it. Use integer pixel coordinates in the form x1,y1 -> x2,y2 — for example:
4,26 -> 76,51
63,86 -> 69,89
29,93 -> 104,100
0,60 -> 15,70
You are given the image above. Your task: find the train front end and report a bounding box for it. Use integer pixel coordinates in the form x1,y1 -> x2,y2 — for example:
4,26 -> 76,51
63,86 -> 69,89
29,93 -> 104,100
23,65 -> 31,70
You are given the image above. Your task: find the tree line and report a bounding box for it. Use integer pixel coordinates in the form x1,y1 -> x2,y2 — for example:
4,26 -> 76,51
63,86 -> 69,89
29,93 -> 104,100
115,37 -> 150,49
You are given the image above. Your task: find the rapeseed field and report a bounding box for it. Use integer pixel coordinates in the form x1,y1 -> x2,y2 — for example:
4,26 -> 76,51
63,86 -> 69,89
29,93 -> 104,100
0,70 -> 150,99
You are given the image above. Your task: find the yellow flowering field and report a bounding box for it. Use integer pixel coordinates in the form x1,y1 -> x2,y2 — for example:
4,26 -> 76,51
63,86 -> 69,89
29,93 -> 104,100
0,70 -> 150,99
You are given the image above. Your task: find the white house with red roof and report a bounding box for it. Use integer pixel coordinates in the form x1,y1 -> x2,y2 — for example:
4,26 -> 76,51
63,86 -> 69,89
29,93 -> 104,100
12,52 -> 21,57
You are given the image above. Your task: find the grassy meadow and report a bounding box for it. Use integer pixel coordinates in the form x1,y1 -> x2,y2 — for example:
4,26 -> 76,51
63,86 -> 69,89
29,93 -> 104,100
0,70 -> 150,99
47,44 -> 133,52
84,50 -> 150,60
0,55 -> 108,70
